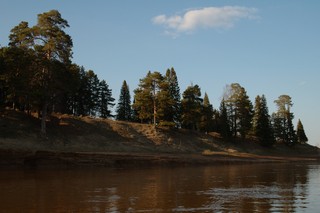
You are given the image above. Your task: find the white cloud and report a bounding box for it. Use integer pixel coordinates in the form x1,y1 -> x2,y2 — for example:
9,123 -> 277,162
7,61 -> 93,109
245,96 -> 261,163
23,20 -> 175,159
152,6 -> 257,36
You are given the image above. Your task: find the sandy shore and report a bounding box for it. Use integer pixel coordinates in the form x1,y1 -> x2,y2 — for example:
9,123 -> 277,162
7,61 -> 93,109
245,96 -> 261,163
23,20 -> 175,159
1,149 -> 319,168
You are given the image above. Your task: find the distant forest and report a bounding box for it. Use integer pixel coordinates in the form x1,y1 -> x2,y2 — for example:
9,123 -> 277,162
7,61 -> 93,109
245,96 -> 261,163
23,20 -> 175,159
0,10 -> 308,146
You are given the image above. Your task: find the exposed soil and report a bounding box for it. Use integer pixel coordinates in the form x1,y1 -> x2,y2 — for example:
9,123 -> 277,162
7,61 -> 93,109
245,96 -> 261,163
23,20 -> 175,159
0,109 -> 319,168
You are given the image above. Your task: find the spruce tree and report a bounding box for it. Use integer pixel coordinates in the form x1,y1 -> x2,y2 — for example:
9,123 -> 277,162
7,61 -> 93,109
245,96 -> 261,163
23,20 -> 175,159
98,80 -> 115,118
218,99 -> 231,138
200,92 -> 214,132
252,95 -> 274,146
75,66 -> 90,116
116,80 -> 132,121
164,67 -> 181,126
296,119 -> 308,144
86,70 -> 100,116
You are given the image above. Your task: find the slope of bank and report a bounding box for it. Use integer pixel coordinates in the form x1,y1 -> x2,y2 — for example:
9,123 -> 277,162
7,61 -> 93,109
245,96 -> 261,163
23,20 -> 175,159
0,109 -> 319,167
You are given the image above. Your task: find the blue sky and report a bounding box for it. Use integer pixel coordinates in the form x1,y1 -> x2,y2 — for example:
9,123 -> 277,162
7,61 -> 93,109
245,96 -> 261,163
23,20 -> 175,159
1,0 -> 320,147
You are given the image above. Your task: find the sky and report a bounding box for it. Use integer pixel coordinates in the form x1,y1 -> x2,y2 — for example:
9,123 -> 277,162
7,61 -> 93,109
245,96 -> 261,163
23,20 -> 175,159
1,0 -> 320,147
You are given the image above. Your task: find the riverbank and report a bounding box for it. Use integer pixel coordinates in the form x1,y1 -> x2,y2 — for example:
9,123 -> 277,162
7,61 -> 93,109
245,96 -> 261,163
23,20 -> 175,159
0,109 -> 319,168
1,149 -> 319,169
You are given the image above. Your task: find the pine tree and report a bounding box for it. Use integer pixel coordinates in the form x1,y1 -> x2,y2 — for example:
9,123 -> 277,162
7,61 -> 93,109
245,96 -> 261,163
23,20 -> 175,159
74,66 -> 90,116
273,95 -> 296,145
116,80 -> 132,121
223,83 -> 253,138
181,84 -> 203,130
252,95 -> 274,146
0,46 -> 35,112
218,99 -> 231,138
296,119 -> 308,144
8,10 -> 73,135
133,71 -> 163,124
131,98 -> 139,122
86,70 -> 100,116
200,92 -> 214,132
98,80 -> 115,118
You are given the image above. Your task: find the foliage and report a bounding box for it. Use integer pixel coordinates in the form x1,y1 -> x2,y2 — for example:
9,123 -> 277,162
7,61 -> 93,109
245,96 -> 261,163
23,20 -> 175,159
199,92 -> 215,132
98,80 -> 115,118
116,80 -> 132,121
252,95 -> 274,146
218,99 -> 232,138
296,119 -> 308,144
133,70 -> 180,126
133,71 -> 162,124
181,84 -> 203,130
164,68 -> 181,126
272,95 -> 296,146
8,10 -> 73,135
223,83 -> 253,139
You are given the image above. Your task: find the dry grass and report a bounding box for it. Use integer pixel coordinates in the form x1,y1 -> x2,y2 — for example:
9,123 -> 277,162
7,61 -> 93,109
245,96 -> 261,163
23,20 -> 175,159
1,109 -> 319,160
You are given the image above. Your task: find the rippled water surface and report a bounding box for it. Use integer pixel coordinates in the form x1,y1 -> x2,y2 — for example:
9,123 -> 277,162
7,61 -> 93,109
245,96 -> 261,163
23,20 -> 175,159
1,163 -> 319,212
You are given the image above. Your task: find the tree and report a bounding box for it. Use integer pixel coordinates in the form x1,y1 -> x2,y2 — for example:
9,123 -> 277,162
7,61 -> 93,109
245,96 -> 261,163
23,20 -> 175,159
133,71 -> 173,125
86,70 -> 100,116
98,80 -> 115,118
296,119 -> 308,144
9,10 -> 73,135
273,95 -> 296,145
7,22 -> 36,113
218,99 -> 231,138
0,47 -> 35,112
133,71 -> 162,124
116,80 -> 132,121
181,84 -> 203,130
8,21 -> 33,48
0,48 -> 7,108
73,66 -> 90,116
252,95 -> 274,146
164,67 -> 181,126
199,92 -> 215,132
131,98 -> 140,122
223,83 -> 253,138
63,64 -> 82,115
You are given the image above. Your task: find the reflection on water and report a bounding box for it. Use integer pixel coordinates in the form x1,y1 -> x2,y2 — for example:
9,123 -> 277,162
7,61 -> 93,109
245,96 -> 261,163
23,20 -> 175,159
0,163 -> 319,212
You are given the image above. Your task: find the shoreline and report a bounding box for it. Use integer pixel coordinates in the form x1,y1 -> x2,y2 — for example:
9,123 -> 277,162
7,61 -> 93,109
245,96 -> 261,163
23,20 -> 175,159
1,149 -> 319,169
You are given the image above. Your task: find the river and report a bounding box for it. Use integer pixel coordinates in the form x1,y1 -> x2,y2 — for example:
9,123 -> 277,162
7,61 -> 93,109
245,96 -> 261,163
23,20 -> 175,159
0,162 -> 319,212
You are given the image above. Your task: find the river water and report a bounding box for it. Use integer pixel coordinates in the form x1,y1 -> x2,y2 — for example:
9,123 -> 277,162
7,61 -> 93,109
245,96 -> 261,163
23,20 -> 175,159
0,163 -> 319,212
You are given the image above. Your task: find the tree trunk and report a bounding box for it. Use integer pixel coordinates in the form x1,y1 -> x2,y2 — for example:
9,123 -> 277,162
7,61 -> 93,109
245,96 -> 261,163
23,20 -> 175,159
41,102 -> 48,136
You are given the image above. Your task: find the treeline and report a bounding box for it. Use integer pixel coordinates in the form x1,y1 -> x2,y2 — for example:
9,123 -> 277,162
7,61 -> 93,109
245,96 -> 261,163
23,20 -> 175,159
0,10 -> 308,146
0,10 -> 115,135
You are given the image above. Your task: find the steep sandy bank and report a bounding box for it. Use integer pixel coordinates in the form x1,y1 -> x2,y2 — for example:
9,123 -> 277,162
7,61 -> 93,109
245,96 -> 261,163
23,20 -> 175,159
1,109 -> 319,167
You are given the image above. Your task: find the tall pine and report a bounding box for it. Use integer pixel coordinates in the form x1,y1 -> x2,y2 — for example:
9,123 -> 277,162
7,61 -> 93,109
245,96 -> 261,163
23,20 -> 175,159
200,92 -> 214,132
133,71 -> 163,124
218,99 -> 231,138
273,95 -> 296,146
252,95 -> 274,146
98,80 -> 114,118
181,84 -> 203,130
8,10 -> 73,135
223,83 -> 253,139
